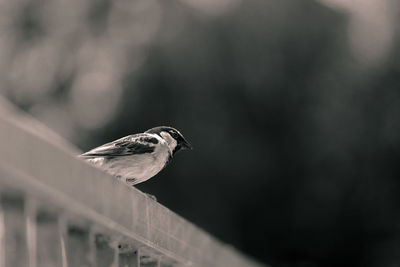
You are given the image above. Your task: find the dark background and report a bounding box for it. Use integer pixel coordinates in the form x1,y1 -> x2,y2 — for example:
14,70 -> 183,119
2,0 -> 400,266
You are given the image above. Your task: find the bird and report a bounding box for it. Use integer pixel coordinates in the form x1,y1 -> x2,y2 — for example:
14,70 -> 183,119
80,126 -> 192,186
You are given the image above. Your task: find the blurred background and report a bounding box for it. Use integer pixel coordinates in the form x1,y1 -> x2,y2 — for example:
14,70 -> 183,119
1,0 -> 400,266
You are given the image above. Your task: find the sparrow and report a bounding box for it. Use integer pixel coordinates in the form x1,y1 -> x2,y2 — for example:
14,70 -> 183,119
80,126 -> 192,186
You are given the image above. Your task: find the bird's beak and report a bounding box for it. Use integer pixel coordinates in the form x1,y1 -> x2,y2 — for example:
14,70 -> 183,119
181,139 -> 193,150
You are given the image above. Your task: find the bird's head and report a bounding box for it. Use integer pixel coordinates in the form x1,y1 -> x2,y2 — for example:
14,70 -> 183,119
145,126 -> 192,155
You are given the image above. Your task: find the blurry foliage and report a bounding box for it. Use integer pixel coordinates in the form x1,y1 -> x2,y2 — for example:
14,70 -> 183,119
1,0 -> 400,266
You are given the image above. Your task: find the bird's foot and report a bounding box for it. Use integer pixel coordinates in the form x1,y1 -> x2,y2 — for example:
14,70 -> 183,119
145,193 -> 157,201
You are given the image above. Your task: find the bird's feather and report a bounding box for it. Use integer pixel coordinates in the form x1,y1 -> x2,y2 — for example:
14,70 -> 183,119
80,134 -> 158,158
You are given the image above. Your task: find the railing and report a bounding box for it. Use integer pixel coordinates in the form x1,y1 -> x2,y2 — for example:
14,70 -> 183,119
0,97 -> 262,267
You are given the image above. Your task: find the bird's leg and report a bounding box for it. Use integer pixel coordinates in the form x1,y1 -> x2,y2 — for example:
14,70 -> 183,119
124,177 -> 157,201
145,193 -> 157,201
129,184 -> 157,201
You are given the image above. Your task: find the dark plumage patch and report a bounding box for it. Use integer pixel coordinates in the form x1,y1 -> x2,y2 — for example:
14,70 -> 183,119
124,142 -> 155,154
138,136 -> 158,144
165,153 -> 173,166
81,134 -> 155,158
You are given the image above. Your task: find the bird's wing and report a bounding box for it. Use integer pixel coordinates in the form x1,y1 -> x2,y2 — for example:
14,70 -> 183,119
80,134 -> 159,158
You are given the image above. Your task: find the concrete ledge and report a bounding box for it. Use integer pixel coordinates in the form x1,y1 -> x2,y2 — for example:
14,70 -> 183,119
0,97 -> 262,267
